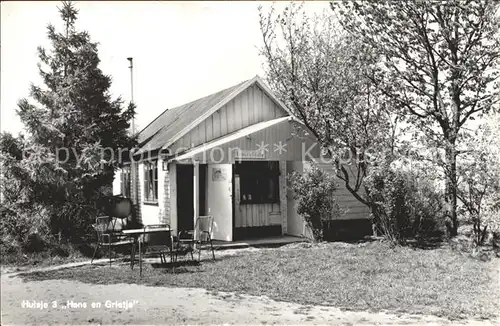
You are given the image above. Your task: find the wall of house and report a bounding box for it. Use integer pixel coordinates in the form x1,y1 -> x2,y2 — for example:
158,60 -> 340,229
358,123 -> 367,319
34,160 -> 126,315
130,162 -> 141,223
112,170 -> 122,196
158,156 -> 170,226
170,84 -> 287,153
168,162 -> 177,232
138,161 -> 158,226
305,161 -> 371,220
285,160 -> 371,239
177,120 -> 319,164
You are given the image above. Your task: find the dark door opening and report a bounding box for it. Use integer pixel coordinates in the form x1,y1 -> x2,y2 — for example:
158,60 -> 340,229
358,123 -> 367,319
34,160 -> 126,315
177,164 -> 194,231
199,164 -> 207,216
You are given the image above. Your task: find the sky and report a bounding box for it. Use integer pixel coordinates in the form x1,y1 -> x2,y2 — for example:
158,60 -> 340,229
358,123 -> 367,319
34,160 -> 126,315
1,1 -> 329,136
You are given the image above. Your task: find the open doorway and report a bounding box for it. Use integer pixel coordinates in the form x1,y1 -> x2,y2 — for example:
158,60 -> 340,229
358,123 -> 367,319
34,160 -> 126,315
176,164 -> 194,231
199,164 -> 207,215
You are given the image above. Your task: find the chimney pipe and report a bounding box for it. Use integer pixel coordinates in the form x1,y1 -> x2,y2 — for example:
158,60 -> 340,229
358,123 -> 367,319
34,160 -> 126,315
127,57 -> 135,135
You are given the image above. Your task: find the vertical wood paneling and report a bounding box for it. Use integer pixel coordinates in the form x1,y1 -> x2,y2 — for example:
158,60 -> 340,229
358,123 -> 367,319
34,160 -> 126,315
248,86 -> 255,125
234,96 -> 243,130
279,161 -> 287,234
213,111 -> 221,139
227,100 -> 236,131
236,202 -> 282,227
249,205 -> 254,227
220,107 -> 227,136
247,205 -> 252,227
206,115 -> 213,141
169,163 -> 177,232
259,86 -> 265,122
186,128 -> 191,148
264,93 -> 272,121
195,124 -> 201,145
241,89 -> 249,127
169,84 -> 290,152
234,175 -> 242,227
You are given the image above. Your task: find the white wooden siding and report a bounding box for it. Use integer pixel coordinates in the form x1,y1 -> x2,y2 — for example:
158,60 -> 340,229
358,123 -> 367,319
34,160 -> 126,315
112,170 -> 121,195
171,85 -> 287,152
308,162 -> 370,220
175,120 -> 320,164
138,161 -> 160,226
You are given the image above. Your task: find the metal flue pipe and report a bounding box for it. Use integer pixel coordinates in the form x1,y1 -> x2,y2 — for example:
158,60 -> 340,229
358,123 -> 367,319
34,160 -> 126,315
127,57 -> 135,135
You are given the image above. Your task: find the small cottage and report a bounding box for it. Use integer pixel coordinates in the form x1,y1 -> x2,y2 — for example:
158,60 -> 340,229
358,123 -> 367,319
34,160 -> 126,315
113,76 -> 370,241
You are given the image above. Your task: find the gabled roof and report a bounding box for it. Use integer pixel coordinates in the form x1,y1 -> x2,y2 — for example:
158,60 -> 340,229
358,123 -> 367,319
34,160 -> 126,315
135,75 -> 293,154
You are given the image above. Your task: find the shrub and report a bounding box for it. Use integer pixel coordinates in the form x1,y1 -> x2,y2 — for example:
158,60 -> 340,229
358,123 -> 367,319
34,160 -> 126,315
0,203 -> 54,255
288,165 -> 343,241
481,192 -> 500,248
365,165 -> 445,245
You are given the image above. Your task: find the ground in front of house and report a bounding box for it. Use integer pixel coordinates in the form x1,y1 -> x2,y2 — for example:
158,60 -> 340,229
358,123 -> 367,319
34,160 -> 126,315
1,241 -> 499,325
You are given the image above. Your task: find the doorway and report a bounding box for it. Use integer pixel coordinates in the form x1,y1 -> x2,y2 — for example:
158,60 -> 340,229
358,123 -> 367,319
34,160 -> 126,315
176,164 -> 194,231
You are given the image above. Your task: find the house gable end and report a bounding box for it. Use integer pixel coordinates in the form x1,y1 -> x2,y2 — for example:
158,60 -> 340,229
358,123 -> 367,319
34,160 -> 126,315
170,82 -> 289,152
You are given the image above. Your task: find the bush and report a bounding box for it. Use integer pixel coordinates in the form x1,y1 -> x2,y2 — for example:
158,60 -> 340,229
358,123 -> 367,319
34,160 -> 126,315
479,192 -> 500,246
288,165 -> 343,241
365,166 -> 445,245
0,202 -> 54,255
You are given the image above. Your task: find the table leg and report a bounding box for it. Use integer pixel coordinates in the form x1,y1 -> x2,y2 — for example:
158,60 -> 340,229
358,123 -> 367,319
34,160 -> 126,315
139,236 -> 142,277
130,238 -> 136,270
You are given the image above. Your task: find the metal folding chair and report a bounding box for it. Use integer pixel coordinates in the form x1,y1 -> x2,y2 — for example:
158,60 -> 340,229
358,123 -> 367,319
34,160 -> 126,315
142,224 -> 175,266
91,216 -> 134,266
178,215 -> 215,262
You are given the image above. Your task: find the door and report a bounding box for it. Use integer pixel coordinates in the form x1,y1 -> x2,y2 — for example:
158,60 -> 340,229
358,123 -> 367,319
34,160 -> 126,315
176,164 -> 194,231
207,164 -> 233,241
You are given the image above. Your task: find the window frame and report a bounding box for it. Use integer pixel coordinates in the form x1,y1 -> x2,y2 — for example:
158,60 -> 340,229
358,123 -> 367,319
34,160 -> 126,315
120,165 -> 131,198
143,160 -> 158,204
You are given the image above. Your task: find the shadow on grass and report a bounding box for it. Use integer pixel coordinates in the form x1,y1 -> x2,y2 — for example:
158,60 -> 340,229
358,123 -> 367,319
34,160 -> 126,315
406,237 -> 446,250
150,260 -> 202,274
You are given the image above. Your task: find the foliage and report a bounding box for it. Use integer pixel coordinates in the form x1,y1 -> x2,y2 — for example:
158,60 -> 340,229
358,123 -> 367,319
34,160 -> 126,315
332,0 -> 500,236
0,203 -> 53,255
288,165 -> 343,241
0,1 -> 135,252
457,112 -> 500,245
365,162 -> 446,245
258,3 -> 397,208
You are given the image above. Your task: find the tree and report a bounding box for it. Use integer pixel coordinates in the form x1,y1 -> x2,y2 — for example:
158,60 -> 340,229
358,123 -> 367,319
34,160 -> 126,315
258,3 -> 397,209
0,1 -> 135,241
457,112 -> 500,244
332,0 -> 500,236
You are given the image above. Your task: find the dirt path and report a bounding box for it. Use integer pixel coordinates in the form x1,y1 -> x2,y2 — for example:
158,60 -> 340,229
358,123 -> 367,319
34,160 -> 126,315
1,271 -> 496,325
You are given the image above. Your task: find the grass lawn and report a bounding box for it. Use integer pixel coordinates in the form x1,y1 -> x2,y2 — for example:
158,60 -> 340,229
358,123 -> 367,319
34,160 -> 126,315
21,241 -> 499,320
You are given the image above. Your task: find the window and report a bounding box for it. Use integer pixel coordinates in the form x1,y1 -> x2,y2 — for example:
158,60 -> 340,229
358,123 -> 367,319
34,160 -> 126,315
235,161 -> 280,204
120,165 -> 131,198
143,161 -> 158,203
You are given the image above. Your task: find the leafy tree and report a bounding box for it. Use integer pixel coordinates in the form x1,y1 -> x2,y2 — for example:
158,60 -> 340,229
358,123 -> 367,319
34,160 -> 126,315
258,3 -> 397,208
0,1 -> 135,242
332,0 -> 500,236
457,112 -> 500,245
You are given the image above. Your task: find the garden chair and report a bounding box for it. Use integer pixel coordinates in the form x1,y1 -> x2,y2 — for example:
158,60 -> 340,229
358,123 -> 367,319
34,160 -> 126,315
178,215 -> 215,262
141,224 -> 180,273
91,216 -> 134,266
